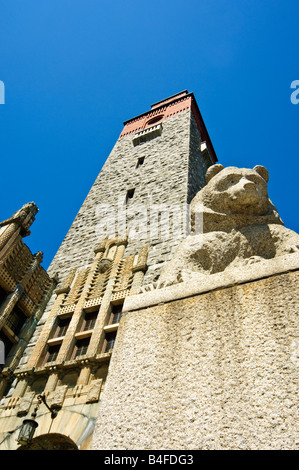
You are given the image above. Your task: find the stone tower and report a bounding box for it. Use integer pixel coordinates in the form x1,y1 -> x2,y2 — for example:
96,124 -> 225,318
1,91 -> 298,451
47,90 -> 217,285
0,90 -> 218,450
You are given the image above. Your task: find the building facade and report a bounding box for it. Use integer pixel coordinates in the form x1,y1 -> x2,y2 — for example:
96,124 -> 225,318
0,91 -> 218,450
1,91 -> 298,450
0,203 -> 56,400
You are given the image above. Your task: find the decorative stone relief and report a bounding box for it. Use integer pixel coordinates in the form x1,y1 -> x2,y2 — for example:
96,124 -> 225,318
0,202 -> 38,235
48,385 -> 68,409
86,379 -> 103,403
17,391 -> 35,416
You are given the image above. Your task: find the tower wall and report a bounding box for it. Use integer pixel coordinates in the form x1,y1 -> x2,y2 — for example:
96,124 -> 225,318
0,92 -> 217,450
47,103 -> 213,285
3,92 -> 215,385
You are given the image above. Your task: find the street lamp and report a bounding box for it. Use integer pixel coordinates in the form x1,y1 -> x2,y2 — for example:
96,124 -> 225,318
17,418 -> 39,447
17,394 -> 58,447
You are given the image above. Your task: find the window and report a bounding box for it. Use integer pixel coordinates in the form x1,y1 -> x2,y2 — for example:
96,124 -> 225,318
132,123 -> 162,146
0,286 -> 7,307
104,331 -> 117,353
54,316 -> 71,338
82,311 -> 97,331
126,188 -> 135,204
6,307 -> 27,337
45,344 -> 60,363
109,303 -> 123,325
73,337 -> 90,358
136,157 -> 145,168
145,115 -> 164,126
0,331 -> 14,359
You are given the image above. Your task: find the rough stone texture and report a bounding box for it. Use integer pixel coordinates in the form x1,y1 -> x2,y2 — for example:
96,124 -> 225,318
47,109 -> 210,286
91,269 -> 299,450
160,165 -> 299,285
124,252 -> 299,312
2,105 -> 211,387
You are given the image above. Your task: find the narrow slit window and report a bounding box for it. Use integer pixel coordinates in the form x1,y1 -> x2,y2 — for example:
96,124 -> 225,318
136,157 -> 145,168
126,189 -> 135,204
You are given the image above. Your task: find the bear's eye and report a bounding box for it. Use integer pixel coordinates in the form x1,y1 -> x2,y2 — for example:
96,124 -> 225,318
216,175 -> 239,190
227,176 -> 239,184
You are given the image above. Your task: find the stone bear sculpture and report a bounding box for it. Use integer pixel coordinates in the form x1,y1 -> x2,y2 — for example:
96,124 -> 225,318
159,164 -> 299,285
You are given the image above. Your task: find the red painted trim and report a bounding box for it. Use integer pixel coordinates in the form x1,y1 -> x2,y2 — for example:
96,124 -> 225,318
119,92 -> 218,163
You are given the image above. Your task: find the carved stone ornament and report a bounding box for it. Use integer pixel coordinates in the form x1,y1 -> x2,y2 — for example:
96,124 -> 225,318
160,165 -> 299,285
47,385 -> 68,409
86,379 -> 103,403
0,202 -> 38,227
98,258 -> 112,273
17,391 -> 35,416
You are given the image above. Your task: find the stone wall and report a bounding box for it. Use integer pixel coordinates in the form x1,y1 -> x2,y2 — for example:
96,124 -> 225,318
91,257 -> 299,450
47,108 -> 209,286
2,105 -> 210,408
0,98 -> 214,447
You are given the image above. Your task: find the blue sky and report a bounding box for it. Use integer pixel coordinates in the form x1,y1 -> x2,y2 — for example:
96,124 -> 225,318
0,0 -> 298,269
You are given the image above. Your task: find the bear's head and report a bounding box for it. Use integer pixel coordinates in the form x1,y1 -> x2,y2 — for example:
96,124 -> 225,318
203,164 -> 269,215
191,164 -> 282,231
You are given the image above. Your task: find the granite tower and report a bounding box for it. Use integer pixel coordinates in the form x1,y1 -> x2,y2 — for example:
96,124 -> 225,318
0,91 -> 217,449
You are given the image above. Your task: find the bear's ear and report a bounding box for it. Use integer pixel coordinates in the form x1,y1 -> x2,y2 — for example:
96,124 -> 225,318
253,165 -> 269,183
206,164 -> 224,184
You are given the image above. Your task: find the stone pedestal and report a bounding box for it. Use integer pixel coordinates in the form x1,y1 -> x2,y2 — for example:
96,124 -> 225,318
91,253 -> 299,450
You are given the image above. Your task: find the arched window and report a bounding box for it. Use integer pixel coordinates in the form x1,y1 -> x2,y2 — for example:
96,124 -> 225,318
145,114 -> 164,127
